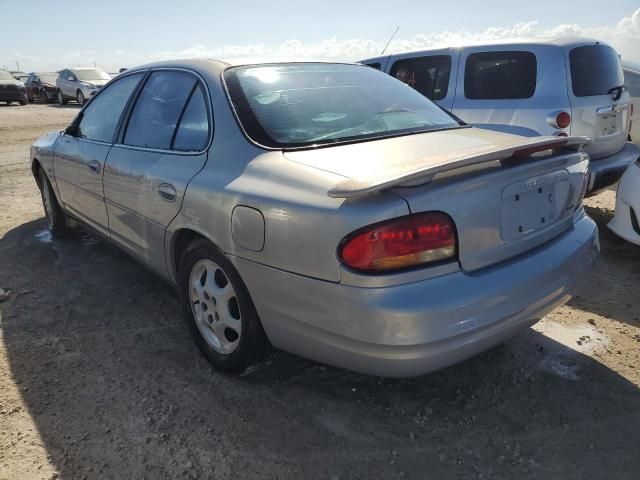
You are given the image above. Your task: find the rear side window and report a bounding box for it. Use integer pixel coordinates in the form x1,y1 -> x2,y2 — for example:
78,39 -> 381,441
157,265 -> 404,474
77,73 -> 143,143
172,84 -> 210,152
625,70 -> 640,97
570,45 -> 624,97
124,71 -> 197,150
465,51 -> 537,99
390,56 -> 452,100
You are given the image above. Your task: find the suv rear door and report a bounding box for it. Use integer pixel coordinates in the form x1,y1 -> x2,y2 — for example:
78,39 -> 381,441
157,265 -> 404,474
566,43 -> 630,159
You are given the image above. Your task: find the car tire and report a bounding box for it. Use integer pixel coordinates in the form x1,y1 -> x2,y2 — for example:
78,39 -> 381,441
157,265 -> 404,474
57,90 -> 67,105
179,239 -> 271,374
76,90 -> 85,106
41,89 -> 49,103
19,94 -> 27,106
39,168 -> 68,237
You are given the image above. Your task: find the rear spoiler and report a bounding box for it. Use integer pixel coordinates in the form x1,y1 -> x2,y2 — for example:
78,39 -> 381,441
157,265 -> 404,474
328,136 -> 591,198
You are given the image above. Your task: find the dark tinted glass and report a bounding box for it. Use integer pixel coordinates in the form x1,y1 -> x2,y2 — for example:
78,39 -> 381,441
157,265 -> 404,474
465,51 -> 537,99
224,63 -> 461,149
390,56 -> 452,101
570,45 -> 624,97
625,69 -> 640,97
172,84 -> 210,151
124,71 -> 197,150
77,73 -> 143,143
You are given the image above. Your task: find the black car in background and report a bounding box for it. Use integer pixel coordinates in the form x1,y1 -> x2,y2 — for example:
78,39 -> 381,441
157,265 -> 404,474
0,69 -> 27,105
25,72 -> 59,103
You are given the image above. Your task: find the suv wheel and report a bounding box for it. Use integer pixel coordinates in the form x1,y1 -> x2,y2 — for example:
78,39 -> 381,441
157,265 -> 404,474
41,89 -> 49,103
19,94 -> 27,106
57,90 -> 67,105
76,90 -> 85,106
179,240 -> 271,374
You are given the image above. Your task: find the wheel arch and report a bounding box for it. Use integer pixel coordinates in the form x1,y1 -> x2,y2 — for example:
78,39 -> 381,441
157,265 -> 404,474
31,158 -> 43,189
169,228 -> 216,283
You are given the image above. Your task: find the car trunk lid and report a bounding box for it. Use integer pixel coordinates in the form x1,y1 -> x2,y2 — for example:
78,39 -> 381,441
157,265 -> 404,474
285,128 -> 590,271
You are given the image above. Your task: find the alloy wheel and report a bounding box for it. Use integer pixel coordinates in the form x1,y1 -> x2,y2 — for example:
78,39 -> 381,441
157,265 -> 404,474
189,259 -> 242,354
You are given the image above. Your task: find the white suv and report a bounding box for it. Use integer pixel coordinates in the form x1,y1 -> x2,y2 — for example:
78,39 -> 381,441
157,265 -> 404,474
56,67 -> 111,106
361,38 -> 640,194
623,62 -> 640,144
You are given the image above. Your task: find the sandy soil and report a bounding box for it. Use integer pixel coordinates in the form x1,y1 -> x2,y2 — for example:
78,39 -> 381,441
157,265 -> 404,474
0,103 -> 639,480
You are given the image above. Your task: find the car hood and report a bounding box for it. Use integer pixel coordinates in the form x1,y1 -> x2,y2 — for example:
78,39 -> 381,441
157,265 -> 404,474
0,79 -> 24,87
284,128 -> 590,198
82,79 -> 110,87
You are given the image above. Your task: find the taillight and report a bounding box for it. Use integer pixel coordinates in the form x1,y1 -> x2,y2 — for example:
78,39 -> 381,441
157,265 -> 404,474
556,111 -> 571,129
338,212 -> 457,272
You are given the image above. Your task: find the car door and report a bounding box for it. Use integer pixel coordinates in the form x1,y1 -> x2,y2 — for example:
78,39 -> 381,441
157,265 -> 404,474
566,44 -> 630,160
103,69 -> 211,276
52,72 -> 145,235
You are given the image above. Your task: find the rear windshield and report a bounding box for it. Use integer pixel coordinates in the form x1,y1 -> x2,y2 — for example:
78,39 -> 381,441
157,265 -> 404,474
224,63 -> 462,149
569,45 -> 624,97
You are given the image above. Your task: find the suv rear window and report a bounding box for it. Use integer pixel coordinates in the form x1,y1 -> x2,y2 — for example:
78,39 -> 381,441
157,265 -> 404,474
224,63 -> 462,149
390,55 -> 452,101
570,45 -> 624,97
465,51 -> 537,99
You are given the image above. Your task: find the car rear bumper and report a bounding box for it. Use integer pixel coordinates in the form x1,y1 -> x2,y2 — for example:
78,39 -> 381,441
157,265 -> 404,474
230,211 -> 599,377
608,161 -> 640,245
588,141 -> 640,194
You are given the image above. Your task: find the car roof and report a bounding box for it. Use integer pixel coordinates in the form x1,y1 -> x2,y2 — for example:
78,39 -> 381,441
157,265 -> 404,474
122,58 -> 361,75
361,36 -> 613,61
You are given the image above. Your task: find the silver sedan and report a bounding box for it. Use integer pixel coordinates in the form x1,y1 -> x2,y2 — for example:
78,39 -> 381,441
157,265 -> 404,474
31,60 -> 599,377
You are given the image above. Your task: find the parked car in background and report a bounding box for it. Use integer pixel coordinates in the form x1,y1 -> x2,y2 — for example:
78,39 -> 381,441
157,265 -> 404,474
56,67 -> 111,106
361,38 -> 640,195
31,60 -> 598,377
25,72 -> 59,103
609,158 -> 640,245
10,70 -> 29,82
623,62 -> 640,143
0,69 -> 27,105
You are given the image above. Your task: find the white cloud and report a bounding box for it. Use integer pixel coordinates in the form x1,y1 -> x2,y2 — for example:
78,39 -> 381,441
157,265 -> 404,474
4,8 -> 639,72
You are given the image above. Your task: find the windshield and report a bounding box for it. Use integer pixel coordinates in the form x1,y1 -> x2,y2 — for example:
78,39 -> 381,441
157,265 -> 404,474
74,69 -> 111,81
0,70 -> 14,81
224,63 -> 462,149
569,45 -> 624,97
39,73 -> 58,84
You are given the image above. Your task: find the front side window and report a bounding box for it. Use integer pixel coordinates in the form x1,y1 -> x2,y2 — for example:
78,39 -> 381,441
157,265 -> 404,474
172,84 -> 211,152
224,63 -> 461,149
77,73 -> 143,143
390,56 -> 452,101
465,51 -> 537,100
570,45 -> 624,97
124,71 -> 197,150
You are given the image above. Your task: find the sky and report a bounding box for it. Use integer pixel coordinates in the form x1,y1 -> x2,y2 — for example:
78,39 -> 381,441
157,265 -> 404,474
1,0 -> 639,72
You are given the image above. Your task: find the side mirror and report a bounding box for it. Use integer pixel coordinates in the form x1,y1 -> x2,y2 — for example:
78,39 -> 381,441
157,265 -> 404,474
65,124 -> 80,137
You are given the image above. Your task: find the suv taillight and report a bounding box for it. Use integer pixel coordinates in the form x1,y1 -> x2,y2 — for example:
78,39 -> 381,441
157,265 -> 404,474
556,111 -> 571,129
338,212 -> 457,272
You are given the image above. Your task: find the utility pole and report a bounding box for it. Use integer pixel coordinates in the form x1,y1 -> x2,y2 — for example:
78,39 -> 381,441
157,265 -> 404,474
16,59 -> 20,71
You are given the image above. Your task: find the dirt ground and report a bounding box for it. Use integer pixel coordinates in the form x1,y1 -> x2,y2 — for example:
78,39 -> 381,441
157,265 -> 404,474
0,103 -> 639,480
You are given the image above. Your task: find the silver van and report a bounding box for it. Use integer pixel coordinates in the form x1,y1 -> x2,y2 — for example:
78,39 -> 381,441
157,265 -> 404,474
361,38 -> 640,194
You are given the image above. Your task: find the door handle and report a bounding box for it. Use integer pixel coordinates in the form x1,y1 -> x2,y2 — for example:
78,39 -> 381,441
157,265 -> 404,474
158,183 -> 177,202
88,160 -> 101,174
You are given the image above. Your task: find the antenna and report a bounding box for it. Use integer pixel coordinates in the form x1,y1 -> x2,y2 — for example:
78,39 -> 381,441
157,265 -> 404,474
380,26 -> 400,56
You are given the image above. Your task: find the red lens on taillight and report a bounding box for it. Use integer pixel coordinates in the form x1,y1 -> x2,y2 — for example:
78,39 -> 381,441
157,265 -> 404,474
556,111 -> 571,129
339,212 -> 457,272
